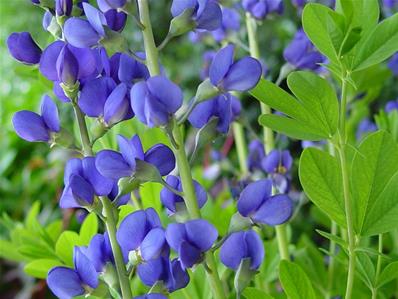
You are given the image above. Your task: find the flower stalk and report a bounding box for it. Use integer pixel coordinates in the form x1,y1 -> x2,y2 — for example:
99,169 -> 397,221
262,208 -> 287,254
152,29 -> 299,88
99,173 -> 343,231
137,1 -> 225,298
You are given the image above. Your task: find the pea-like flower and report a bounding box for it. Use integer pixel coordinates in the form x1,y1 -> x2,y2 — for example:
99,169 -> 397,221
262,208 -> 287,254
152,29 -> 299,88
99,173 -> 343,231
242,0 -> 284,20
247,140 -> 266,172
160,175 -> 208,214
262,149 -> 293,175
237,179 -> 293,225
211,7 -> 241,42
117,208 -> 167,262
40,41 -> 98,87
165,219 -> 218,269
47,247 -> 98,299
86,233 -> 113,272
220,230 -> 264,270
130,76 -> 183,127
283,29 -> 324,71
97,0 -> 126,12
60,157 -> 113,209
209,44 -> 262,92
171,0 -> 222,31
7,32 -> 42,65
96,134 -> 175,180
55,0 -> 73,16
137,256 -> 189,292
12,95 -> 60,143
104,9 -> 127,32
189,93 -> 241,133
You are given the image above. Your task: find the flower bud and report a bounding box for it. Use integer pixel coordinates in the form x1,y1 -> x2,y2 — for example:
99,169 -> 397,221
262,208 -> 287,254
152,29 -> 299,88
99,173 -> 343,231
55,0 -> 73,16
7,32 -> 42,65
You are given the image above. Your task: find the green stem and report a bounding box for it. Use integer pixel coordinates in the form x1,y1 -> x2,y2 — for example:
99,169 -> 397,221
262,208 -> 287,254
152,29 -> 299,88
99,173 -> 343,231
372,234 -> 383,299
137,1 -> 225,298
326,221 -> 337,299
232,122 -> 249,176
72,101 -> 132,299
337,78 -> 356,299
245,12 -> 289,261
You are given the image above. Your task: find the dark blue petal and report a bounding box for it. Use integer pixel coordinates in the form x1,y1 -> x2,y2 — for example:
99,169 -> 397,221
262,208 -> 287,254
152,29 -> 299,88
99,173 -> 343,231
60,186 -> 81,209
74,247 -> 99,288
39,41 -> 64,81
82,157 -> 113,196
47,267 -> 84,299
69,45 -> 99,80
69,174 -> 95,206
167,258 -> 190,292
140,228 -> 166,261
117,135 -> 139,169
188,98 -> 215,129
253,194 -> 293,225
237,179 -> 272,217
185,219 -> 217,251
104,9 -> 127,32
245,230 -> 264,270
179,241 -> 202,269
56,45 -> 79,85
104,83 -> 131,125
165,223 -> 187,251
63,158 -> 83,185
144,144 -> 175,176
12,111 -> 49,142
146,76 -> 183,113
7,32 -> 42,65
145,207 -> 162,228
221,57 -> 262,92
220,231 -> 247,270
87,234 -> 107,272
196,1 -> 222,30
40,95 -> 60,132
95,149 -> 133,179
83,3 -> 106,36
209,44 -> 234,86
171,0 -> 197,17
137,257 -> 165,286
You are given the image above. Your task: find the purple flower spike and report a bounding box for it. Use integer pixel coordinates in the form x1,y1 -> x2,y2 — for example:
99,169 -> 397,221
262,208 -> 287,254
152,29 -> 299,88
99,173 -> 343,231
171,0 -> 222,31
189,93 -> 241,133
247,140 -> 266,172
60,157 -> 113,209
209,44 -> 262,92
55,0 -> 73,16
165,219 -> 218,269
47,247 -> 98,299
237,179 -> 293,225
242,0 -> 284,20
262,149 -> 293,175
117,208 -> 166,262
161,175 -> 207,214
137,257 -> 189,293
12,95 -> 60,143
283,29 -> 325,71
7,32 -> 42,65
130,76 -> 183,127
385,99 -> 398,113
220,230 -> 264,270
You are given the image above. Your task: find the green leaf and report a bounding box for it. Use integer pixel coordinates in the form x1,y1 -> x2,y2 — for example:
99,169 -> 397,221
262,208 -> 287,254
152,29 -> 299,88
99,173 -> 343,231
377,261 -> 398,288
351,131 -> 398,236
79,213 -> 98,245
302,4 -> 345,64
55,231 -> 81,266
251,73 -> 338,141
353,13 -> 398,71
299,148 -> 346,228
242,287 -> 274,299
316,229 -> 348,250
24,259 -> 62,279
356,252 -> 375,289
279,260 -> 316,299
25,201 -> 41,231
0,239 -> 27,262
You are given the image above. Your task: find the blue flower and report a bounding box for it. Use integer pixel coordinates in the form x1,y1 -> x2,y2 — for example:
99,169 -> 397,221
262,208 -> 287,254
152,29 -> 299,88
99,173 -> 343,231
137,256 -> 189,292
242,0 -> 284,20
209,44 -> 262,92
160,175 -> 208,214
7,32 -> 42,65
211,7 -> 241,42
356,118 -> 377,140
55,0 -> 73,16
130,76 -> 183,127
388,53 -> 398,76
283,29 -> 325,71
247,140 -> 266,172
220,230 -> 264,270
171,0 -> 222,31
237,179 -> 293,225
12,95 -> 60,143
262,149 -> 293,175
60,157 -> 113,209
165,219 -> 218,269
95,134 -> 175,180
116,208 -> 167,262
188,93 -> 241,133
385,99 -> 398,113
86,233 -> 114,272
47,247 -> 99,299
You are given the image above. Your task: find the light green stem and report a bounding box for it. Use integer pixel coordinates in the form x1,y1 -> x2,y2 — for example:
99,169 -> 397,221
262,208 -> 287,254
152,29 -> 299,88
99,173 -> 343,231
232,122 -> 249,176
337,78 -> 356,299
72,103 -> 132,299
326,221 -> 337,299
372,234 -> 383,299
137,1 -> 225,298
245,12 -> 289,261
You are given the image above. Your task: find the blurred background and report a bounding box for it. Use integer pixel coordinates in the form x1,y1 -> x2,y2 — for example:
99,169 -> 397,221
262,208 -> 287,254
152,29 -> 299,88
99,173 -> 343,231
0,0 -> 397,298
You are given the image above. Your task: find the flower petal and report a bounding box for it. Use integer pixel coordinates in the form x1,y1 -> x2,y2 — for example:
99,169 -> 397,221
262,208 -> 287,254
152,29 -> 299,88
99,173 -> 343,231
39,41 -> 64,81
40,95 -> 60,132
95,149 -> 133,179
69,174 -> 95,206
82,157 -> 113,196
253,194 -> 293,225
222,57 -> 262,91
104,83 -> 131,125
196,1 -> 222,31
12,111 -> 49,142
64,18 -> 101,48
74,247 -> 99,288
245,230 -> 264,270
144,144 -> 175,176
165,223 -> 187,251
185,219 -> 217,251
237,179 -> 272,217
146,76 -> 183,113
140,228 -> 166,261
220,231 -> 247,270
209,44 -> 234,86
137,257 -> 165,286
47,267 -> 84,299
179,241 -> 202,269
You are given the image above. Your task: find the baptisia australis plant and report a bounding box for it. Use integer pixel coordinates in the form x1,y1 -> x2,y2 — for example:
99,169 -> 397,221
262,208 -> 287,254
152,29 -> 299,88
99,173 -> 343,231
6,0 -> 398,299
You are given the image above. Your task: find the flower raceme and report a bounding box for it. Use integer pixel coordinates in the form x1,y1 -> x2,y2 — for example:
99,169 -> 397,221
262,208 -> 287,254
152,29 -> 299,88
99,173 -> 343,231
237,179 -> 293,225
165,219 -> 218,269
12,95 -> 60,143
95,134 -> 175,180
